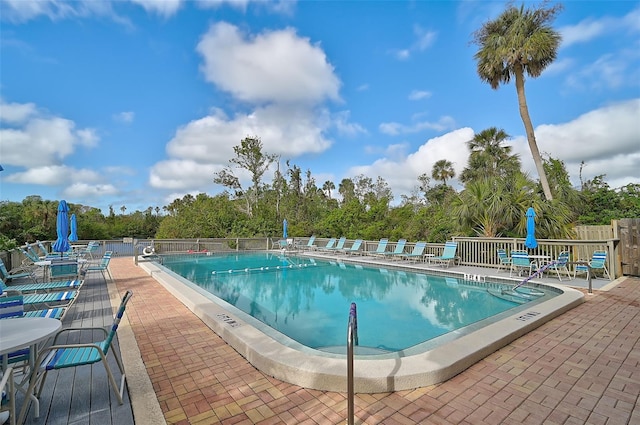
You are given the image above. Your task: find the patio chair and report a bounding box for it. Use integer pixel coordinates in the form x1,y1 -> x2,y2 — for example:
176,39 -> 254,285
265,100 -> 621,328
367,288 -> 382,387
378,239 -> 407,259
0,366 -> 16,425
84,251 -> 113,281
35,241 -> 50,258
0,295 -> 67,321
0,289 -> 78,313
546,251 -> 571,281
315,238 -> 336,251
509,250 -> 536,277
341,239 -> 363,255
299,235 -> 316,250
366,238 -> 388,256
1,276 -> 82,294
0,258 -> 37,284
574,250 -> 611,280
432,242 -> 459,268
48,259 -> 81,281
496,249 -> 511,272
17,290 -> 133,424
324,237 -> 347,252
401,241 -> 426,262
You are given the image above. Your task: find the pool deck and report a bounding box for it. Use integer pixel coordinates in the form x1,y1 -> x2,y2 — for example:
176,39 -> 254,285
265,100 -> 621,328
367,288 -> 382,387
105,255 -> 640,424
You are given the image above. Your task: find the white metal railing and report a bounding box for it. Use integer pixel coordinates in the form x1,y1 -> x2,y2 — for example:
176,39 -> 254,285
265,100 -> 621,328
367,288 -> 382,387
347,302 -> 358,425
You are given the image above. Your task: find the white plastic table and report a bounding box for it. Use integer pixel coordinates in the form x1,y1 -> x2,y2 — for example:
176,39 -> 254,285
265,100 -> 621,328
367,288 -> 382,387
0,317 -> 61,419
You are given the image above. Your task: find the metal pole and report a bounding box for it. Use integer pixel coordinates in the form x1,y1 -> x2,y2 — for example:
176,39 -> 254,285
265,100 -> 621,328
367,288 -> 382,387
347,302 -> 357,425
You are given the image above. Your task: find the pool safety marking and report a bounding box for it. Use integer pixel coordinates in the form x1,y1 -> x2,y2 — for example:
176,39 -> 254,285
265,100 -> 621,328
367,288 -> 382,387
463,273 -> 486,282
216,313 -> 241,327
515,311 -> 540,321
211,262 -> 316,275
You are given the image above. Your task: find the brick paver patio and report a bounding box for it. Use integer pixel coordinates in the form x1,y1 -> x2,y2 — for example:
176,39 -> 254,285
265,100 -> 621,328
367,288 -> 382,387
110,258 -> 639,424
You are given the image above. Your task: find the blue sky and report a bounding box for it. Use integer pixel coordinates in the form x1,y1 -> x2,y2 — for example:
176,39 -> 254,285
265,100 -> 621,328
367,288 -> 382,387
1,0 -> 639,214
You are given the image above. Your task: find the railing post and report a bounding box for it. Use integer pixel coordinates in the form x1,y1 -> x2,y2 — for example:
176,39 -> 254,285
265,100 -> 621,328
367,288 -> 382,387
347,302 -> 358,425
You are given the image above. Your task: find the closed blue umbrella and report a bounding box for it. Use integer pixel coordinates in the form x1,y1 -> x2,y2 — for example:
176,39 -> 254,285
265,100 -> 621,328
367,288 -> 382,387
524,207 -> 538,249
52,200 -> 70,255
69,213 -> 78,242
283,219 -> 288,239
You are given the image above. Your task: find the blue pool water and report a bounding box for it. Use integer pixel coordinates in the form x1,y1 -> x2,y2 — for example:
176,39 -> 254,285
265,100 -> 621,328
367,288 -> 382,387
160,252 -> 538,352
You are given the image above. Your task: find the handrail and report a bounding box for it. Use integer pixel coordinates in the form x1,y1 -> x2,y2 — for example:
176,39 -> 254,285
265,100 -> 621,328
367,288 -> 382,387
347,302 -> 358,425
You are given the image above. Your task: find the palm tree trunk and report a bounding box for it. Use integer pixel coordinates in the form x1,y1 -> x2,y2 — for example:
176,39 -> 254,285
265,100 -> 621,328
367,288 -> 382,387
514,66 -> 554,201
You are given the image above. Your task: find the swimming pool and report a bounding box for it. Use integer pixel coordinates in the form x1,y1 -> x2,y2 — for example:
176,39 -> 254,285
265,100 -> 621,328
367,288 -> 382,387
160,252 -> 551,353
141,251 -> 585,392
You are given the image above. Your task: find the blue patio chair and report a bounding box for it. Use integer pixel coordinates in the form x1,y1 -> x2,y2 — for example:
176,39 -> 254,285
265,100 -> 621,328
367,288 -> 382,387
546,251 -> 571,281
17,290 -> 133,424
366,238 -> 388,256
574,250 -> 611,280
401,242 -> 426,262
324,237 -> 347,252
432,242 -> 459,268
49,259 -> 80,281
299,235 -> 316,250
509,250 -> 536,277
341,239 -> 363,255
497,249 -> 512,272
379,239 -> 407,259
315,238 -> 336,251
0,294 -> 67,321
0,258 -> 37,284
84,251 -> 113,281
1,276 -> 82,294
35,240 -> 50,258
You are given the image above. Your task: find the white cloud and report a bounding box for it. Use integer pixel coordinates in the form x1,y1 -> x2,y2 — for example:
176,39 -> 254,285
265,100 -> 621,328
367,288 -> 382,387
4,165 -> 101,185
391,25 -> 437,60
0,0 -> 118,23
130,0 -> 182,17
0,100 -> 37,123
63,182 -> 119,198
113,111 -> 135,123
379,115 -> 456,136
408,90 -> 431,101
560,6 -> 640,48
196,22 -> 341,105
348,128 -> 475,199
512,98 -> 640,188
0,105 -> 98,168
149,160 -> 220,190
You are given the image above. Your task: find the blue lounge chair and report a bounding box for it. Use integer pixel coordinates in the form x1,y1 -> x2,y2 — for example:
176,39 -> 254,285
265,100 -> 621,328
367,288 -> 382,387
366,239 -> 388,256
325,237 -> 347,252
0,294 -> 67,321
0,258 -> 37,283
401,242 -> 426,262
17,291 -> 133,424
84,252 -> 113,281
432,242 -> 459,268
509,250 -> 536,277
315,238 -> 336,251
380,239 -> 407,259
497,249 -> 512,272
546,251 -> 571,281
1,276 -> 82,294
299,235 -> 316,250
574,250 -> 611,280
341,239 -> 363,255
35,240 -> 50,258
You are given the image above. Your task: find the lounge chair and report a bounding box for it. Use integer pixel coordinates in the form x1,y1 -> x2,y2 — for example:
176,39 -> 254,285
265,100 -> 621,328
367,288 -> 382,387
497,249 -> 512,272
432,241 -> 459,268
379,239 -> 407,259
84,252 -> 113,281
315,238 -> 336,251
401,242 -> 426,262
1,276 -> 82,294
0,258 -> 37,283
341,239 -> 363,255
1,290 -> 78,313
509,250 -> 536,277
35,240 -> 50,258
299,235 -> 316,250
574,250 -> 611,280
546,251 -> 571,281
366,239 -> 388,256
0,294 -> 67,321
17,291 -> 133,424
49,258 -> 81,281
324,237 -> 347,252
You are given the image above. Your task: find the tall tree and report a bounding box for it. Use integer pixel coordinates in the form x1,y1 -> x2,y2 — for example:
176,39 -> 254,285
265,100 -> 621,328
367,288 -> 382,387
472,2 -> 562,201
432,159 -> 455,185
461,127 -> 520,183
214,136 -> 277,217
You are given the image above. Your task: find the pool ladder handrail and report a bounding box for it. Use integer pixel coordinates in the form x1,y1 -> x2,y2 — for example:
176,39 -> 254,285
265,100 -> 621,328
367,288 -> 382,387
347,302 -> 358,425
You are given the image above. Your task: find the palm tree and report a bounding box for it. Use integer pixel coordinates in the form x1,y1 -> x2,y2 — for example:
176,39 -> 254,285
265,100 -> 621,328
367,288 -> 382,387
472,3 -> 563,201
461,127 -> 521,183
432,159 -> 455,185
322,180 -> 335,199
